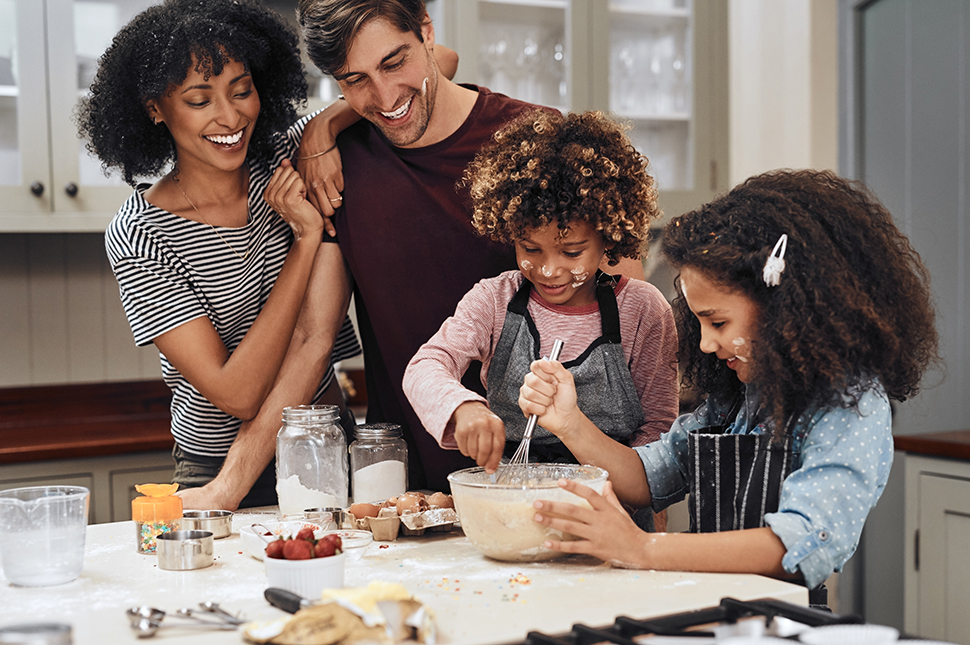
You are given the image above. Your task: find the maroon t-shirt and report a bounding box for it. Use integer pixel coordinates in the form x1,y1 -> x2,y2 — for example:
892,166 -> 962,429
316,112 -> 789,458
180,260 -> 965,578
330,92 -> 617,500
334,86 -> 539,491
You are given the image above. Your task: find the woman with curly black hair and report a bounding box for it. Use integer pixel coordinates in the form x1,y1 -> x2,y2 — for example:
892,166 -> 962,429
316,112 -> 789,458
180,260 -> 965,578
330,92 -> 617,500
403,109 -> 679,485
76,0 -> 366,510
521,169 -> 938,594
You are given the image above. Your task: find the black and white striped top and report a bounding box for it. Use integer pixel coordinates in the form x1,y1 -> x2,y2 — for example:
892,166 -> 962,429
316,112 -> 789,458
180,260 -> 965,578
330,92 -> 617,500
105,115 -> 361,458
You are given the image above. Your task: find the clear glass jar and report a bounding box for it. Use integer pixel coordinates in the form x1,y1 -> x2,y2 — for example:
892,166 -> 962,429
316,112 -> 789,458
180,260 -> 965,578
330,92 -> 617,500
350,423 -> 408,503
276,405 -> 348,516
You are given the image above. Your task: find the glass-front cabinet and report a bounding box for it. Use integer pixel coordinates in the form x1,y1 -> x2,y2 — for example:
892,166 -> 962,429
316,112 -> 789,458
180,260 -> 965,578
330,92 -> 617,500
0,0 -> 155,231
1,0 -> 726,232
437,0 -> 727,221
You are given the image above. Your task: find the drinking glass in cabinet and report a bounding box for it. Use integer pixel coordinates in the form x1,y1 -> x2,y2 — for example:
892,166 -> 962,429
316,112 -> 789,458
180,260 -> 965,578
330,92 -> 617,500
609,0 -> 692,191
476,1 -> 567,110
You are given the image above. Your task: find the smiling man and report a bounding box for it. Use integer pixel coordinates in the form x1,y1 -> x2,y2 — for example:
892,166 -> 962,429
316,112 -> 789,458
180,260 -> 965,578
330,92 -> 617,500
295,0 -> 642,491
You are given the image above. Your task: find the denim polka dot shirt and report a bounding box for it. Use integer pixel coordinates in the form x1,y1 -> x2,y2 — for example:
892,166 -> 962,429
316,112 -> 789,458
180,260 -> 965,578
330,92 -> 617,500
635,383 -> 893,589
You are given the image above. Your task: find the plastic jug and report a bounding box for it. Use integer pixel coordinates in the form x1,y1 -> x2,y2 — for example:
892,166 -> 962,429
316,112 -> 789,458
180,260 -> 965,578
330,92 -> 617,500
0,485 -> 89,586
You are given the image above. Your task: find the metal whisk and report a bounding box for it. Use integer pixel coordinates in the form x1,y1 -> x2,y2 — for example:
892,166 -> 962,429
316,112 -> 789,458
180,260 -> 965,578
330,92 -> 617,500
497,339 -> 564,483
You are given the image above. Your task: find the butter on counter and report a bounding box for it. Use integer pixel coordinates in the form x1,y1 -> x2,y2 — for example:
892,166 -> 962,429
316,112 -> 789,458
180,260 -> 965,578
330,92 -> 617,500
243,582 -> 436,645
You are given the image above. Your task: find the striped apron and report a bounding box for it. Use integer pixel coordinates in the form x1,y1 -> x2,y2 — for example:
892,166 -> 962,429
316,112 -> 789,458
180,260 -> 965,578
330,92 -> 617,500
687,424 -> 793,533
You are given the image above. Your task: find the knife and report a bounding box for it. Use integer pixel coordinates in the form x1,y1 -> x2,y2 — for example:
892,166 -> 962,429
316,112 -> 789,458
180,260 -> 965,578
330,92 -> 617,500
264,587 -> 316,614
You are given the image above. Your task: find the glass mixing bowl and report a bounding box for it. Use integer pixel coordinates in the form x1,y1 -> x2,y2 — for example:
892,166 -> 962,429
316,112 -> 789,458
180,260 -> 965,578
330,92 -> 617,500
447,464 -> 608,562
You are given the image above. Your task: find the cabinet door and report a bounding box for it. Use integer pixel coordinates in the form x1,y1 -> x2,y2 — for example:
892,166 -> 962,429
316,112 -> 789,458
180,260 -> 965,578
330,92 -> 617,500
591,0 -> 727,219
917,473 -> 970,644
441,0 -> 727,222
46,0 -> 158,220
0,0 -> 53,218
452,0 -> 570,111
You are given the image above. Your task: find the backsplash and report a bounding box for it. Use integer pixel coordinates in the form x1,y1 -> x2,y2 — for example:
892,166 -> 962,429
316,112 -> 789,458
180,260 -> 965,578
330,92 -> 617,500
0,233 -> 159,387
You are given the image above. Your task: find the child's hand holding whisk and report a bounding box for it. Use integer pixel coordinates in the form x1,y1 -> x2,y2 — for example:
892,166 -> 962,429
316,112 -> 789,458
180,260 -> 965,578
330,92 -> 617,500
518,357 -> 586,441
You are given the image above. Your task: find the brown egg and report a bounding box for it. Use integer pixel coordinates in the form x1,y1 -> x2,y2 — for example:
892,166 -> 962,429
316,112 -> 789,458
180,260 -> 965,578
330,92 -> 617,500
380,496 -> 398,510
396,491 -> 429,515
427,492 -> 454,509
349,502 -> 380,520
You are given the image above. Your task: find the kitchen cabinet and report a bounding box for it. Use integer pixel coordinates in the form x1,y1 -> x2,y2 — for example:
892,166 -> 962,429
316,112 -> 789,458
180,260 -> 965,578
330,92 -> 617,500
0,451 -> 175,524
0,0 -> 157,232
901,435 -> 970,645
434,0 -> 728,221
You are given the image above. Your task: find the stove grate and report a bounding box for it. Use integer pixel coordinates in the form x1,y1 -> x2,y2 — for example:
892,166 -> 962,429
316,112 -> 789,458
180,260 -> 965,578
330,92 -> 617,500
513,597 -> 863,645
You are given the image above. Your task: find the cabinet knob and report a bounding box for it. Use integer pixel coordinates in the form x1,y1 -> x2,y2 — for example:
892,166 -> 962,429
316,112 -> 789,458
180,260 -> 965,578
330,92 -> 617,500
65,182 -> 79,198
30,182 -> 44,197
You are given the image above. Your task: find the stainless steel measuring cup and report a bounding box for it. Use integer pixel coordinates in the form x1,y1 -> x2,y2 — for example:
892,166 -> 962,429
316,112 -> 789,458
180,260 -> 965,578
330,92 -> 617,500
156,530 -> 213,571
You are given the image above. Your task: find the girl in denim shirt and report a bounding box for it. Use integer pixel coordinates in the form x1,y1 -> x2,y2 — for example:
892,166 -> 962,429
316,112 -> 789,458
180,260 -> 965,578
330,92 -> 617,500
519,169 -> 939,592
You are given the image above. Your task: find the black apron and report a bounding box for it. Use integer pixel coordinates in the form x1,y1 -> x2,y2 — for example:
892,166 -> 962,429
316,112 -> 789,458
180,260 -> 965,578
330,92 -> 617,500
687,428 -> 793,533
686,402 -> 828,609
486,272 -> 645,464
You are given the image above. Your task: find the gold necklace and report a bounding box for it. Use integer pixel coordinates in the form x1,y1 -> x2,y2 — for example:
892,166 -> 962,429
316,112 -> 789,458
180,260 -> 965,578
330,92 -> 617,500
173,177 -> 251,261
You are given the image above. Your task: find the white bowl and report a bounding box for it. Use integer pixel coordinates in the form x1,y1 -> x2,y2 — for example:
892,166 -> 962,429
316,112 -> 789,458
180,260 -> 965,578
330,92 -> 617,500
799,624 -> 899,645
447,464 -> 608,562
239,520 -> 321,561
264,551 -> 346,600
319,529 -> 373,562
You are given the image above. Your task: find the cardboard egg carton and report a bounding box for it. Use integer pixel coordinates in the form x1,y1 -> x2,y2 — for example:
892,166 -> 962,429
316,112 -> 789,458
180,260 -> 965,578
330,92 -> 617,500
348,501 -> 460,541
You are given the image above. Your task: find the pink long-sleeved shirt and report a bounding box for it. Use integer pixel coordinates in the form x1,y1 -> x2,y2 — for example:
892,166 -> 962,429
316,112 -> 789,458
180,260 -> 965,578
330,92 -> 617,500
403,271 -> 679,449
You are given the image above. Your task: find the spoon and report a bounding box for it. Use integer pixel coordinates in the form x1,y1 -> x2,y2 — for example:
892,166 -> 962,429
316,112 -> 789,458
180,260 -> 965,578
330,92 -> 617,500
174,607 -> 240,626
126,606 -> 237,638
199,601 -> 246,625
250,523 -> 276,543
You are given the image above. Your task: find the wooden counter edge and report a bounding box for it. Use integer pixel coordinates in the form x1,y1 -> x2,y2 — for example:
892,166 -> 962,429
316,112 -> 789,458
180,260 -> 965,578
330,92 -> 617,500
894,429 -> 970,461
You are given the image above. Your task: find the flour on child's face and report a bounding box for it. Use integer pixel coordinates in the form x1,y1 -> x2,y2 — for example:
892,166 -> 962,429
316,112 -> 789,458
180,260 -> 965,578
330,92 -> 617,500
679,267 -> 759,383
515,220 -> 607,307
570,266 -> 590,288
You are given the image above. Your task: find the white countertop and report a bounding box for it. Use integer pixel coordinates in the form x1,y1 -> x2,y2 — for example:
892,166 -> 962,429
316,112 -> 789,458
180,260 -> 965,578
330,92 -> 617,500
0,513 -> 807,644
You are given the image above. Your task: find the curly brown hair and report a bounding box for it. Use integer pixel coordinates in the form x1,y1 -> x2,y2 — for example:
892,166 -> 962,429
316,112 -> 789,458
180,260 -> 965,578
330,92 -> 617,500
76,0 -> 307,186
464,110 -> 661,266
662,169 -> 939,430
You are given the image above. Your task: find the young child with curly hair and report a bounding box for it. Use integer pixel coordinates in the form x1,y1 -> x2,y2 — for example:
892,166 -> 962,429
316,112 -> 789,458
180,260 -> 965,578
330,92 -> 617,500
521,169 -> 939,594
403,109 -> 679,482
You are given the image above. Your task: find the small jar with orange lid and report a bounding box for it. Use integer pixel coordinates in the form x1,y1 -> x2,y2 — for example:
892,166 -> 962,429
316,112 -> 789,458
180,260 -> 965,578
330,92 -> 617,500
132,483 -> 182,554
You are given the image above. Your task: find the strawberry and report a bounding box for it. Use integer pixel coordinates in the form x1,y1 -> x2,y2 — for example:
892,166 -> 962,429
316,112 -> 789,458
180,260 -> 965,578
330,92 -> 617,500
282,538 -> 313,560
265,539 -> 285,559
314,539 -> 336,558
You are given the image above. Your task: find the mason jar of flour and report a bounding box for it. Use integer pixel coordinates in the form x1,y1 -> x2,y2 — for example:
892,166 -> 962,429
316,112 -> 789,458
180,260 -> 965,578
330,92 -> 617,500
276,405 -> 348,516
349,423 -> 407,504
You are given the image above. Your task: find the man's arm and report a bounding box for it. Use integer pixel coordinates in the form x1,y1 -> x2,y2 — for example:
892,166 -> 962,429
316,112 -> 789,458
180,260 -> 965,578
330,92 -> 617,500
177,243 -> 354,510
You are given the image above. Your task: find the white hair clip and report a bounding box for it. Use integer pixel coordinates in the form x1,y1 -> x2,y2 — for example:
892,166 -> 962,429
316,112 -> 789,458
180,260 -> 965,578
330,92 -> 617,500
762,234 -> 788,287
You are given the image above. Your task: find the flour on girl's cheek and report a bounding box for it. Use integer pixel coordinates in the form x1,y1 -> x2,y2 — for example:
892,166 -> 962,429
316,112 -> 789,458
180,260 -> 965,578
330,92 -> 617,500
520,260 -> 534,271
732,337 -> 749,362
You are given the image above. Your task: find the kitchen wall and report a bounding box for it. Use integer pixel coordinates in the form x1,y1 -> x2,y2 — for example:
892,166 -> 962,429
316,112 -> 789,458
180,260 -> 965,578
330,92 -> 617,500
729,0 -> 838,183
0,233 -> 159,386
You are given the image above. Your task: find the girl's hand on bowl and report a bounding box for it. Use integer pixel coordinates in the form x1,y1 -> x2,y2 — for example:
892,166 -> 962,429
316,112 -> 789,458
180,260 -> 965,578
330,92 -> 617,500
264,159 -> 324,241
533,479 -> 649,568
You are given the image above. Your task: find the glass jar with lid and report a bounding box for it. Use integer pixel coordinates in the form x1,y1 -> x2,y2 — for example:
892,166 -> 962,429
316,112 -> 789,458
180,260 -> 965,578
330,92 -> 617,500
350,423 -> 408,504
276,405 -> 348,517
